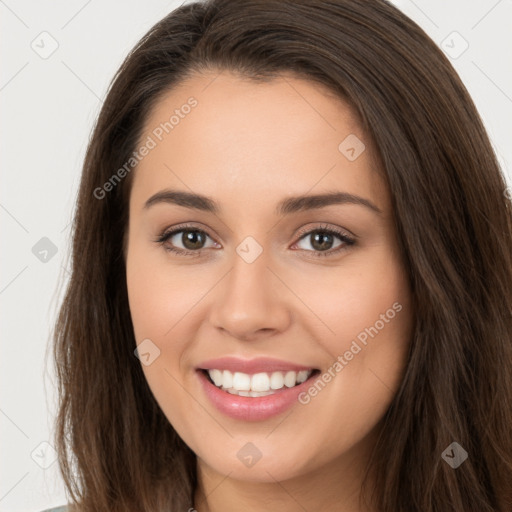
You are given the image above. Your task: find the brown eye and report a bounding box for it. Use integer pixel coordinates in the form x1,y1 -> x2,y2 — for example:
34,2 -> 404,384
293,225 -> 355,258
175,230 -> 207,250
304,231 -> 338,252
156,226 -> 219,256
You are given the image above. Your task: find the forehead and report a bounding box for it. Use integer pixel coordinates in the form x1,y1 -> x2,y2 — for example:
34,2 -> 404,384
130,70 -> 388,217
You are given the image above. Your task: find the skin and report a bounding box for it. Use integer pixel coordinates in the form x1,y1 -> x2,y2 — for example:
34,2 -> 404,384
125,70 -> 415,512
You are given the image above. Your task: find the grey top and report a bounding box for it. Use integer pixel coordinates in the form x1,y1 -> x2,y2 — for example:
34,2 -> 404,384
40,507 -> 69,512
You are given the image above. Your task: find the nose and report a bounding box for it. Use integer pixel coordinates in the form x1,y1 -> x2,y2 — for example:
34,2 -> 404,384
208,250 -> 292,342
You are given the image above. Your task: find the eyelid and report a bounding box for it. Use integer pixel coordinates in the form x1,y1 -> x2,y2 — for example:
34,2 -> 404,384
294,223 -> 356,241
155,222 -> 356,257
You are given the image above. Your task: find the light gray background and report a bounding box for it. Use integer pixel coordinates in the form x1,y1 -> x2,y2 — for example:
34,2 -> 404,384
1,1 -> 511,511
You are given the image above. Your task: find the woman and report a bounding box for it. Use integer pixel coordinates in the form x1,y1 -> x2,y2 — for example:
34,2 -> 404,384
47,0 -> 512,511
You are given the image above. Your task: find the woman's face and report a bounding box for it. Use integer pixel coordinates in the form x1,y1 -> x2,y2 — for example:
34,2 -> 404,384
125,70 -> 414,484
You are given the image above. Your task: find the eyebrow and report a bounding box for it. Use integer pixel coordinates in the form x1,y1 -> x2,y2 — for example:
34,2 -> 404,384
143,189 -> 383,216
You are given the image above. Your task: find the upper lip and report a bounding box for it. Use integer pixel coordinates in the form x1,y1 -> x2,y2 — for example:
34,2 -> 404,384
197,356 -> 317,374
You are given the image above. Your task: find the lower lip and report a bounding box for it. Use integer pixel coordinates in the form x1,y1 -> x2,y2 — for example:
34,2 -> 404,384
197,369 -> 318,421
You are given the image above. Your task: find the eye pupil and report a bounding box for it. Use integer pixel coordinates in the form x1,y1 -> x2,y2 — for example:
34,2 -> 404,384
311,232 -> 333,251
183,230 -> 205,250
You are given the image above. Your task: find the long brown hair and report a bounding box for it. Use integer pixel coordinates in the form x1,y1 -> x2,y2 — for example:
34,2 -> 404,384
51,0 -> 512,510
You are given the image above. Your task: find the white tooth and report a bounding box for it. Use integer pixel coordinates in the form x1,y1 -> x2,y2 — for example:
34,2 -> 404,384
270,371 -> 284,389
223,370 -> 233,388
284,371 -> 297,387
233,372 -> 251,391
296,370 -> 309,384
238,390 -> 250,397
251,372 -> 270,392
208,369 -> 223,387
249,390 -> 275,397
210,368 -> 311,392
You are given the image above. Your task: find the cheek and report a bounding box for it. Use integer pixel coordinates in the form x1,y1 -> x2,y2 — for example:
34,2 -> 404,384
294,257 -> 412,452
299,249 -> 411,348
126,245 -> 195,427
126,244 -> 196,342
302,248 -> 413,405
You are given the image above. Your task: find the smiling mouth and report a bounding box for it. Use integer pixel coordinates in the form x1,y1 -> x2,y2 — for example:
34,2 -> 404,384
200,368 -> 321,397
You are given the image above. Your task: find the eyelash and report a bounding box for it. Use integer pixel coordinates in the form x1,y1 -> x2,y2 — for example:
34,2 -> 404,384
154,223 -> 356,258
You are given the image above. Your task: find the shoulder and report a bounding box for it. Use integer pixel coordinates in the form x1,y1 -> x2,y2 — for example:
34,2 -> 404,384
40,506 -> 70,512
